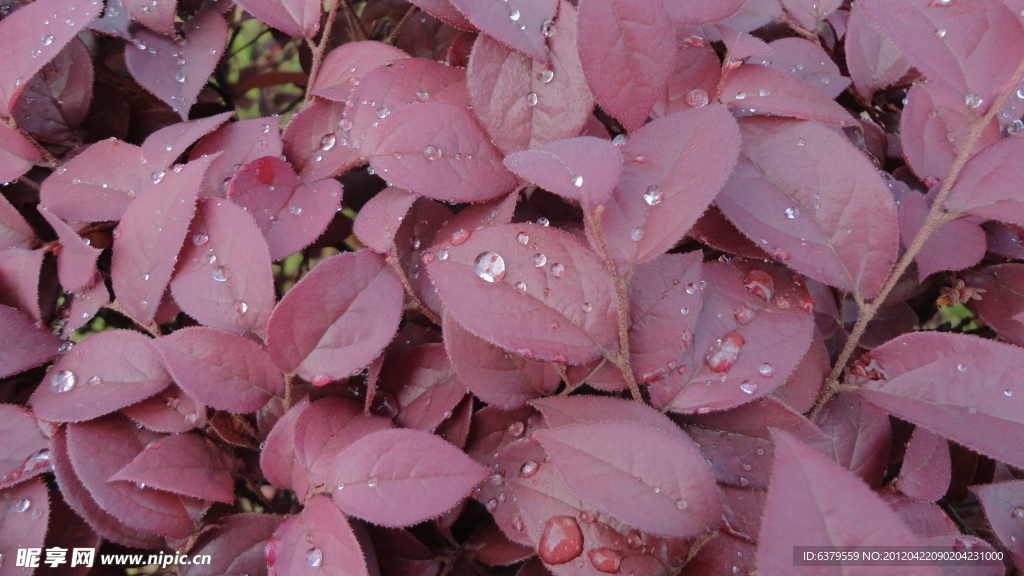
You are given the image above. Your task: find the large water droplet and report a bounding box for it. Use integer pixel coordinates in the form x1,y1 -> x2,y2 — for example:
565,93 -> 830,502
15,499 -> 30,513
541,19 -> 556,37
234,301 -> 248,315
685,88 -> 709,108
1012,506 -> 1024,519
509,8 -> 520,21
533,253 -> 547,267
743,270 -> 774,301
50,370 -> 76,393
538,68 -> 554,83
733,306 -> 755,324
644,185 -> 663,205
517,232 -> 529,245
212,266 -> 227,282
706,332 -> 744,373
450,229 -> 471,245
514,281 -> 527,293
785,207 -> 800,219
320,134 -> 336,151
525,92 -> 538,107
474,252 -> 506,282
305,548 -> 322,567
550,263 -> 565,277
538,516 -> 584,565
423,145 -> 442,160
151,171 -> 165,184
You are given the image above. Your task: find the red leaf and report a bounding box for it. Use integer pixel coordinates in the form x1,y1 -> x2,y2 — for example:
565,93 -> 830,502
328,428 -> 489,527
0,247 -> 43,322
0,478 -> 50,567
716,118 -> 899,299
780,0 -> 841,30
121,385 -> 207,433
29,330 -> 172,422
756,430 -> 939,576
533,421 -> 720,538
719,65 -> 854,126
444,311 -> 561,409
946,135 -> 1024,226
855,333 -> 1024,468
235,0 -> 321,37
595,105 -> 740,275
577,0 -> 675,131
310,41 -> 410,102
170,198 -> 276,335
748,37 -> 849,99
858,0 -> 1024,112
60,276 -> 109,337
353,187 -> 418,254
227,157 -> 343,261
111,155 -> 214,325
0,305 -> 61,378
139,112 -> 234,171
190,117 -> 284,198
179,513 -> 286,576
111,433 -> 235,503
10,36 -> 95,144
379,344 -> 468,432
363,102 -> 518,203
0,0 -> 102,116
281,100 -> 360,182
811,392 -> 892,486
447,0 -> 557,63
467,1 -> 594,154
125,12 -> 228,119
123,0 -> 176,35
425,223 -> 619,365
0,123 -> 41,183
845,3 -> 911,98
408,0 -> 477,30
65,415 -> 194,538
156,327 -> 283,413
260,397 -> 310,490
37,206 -> 102,292
666,0 -> 744,24
0,405 -> 52,490
972,481 -> 1024,571
657,45 -> 721,117
504,137 -> 620,210
897,191 -> 984,280
0,194 -> 35,250
533,395 -> 691,444
267,251 -> 403,382
267,495 -> 369,576
770,328 -> 827,413
896,427 -> 951,502
294,398 -> 394,488
966,264 -> 1024,347
40,139 -> 146,222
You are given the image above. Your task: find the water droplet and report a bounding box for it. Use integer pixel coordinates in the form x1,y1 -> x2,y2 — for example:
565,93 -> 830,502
305,548 -> 322,567
796,138 -> 806,147
743,270 -> 774,301
320,134 -> 336,151
537,217 -> 550,226
958,364 -> 966,372
570,174 -> 583,187
733,306 -> 755,324
58,341 -> 73,354
525,92 -> 539,107
612,134 -> 627,147
758,363 -> 774,377
582,302 -> 592,312
234,301 -> 248,315
706,332 -> 744,373
739,476 -> 750,487
785,207 -> 800,219
30,48 -> 41,57
685,88 -> 709,108
740,380 -> 757,394
509,8 -> 520,21
1005,389 -> 1014,397
450,228 -> 471,245
680,307 -> 690,315
206,254 -> 217,264
538,516 -> 584,565
533,253 -> 547,267
515,281 -> 527,293
644,185 -> 663,205
339,118 -> 353,131
474,252 -> 506,282
50,370 -> 76,393
630,227 -> 644,242
87,376 -> 102,386
1012,507 -> 1024,519
551,263 -> 565,277
174,72 -> 186,84
212,266 -> 227,282
151,171 -> 165,184
930,0 -> 952,5
423,145 -> 442,160
41,34 -> 54,46
541,19 -> 556,37
759,88 -> 770,97
675,499 -> 688,509
517,232 -> 530,245
289,205 -> 302,215
415,90 -> 429,100
141,273 -> 150,282
538,68 -> 554,83
15,499 -> 30,513
367,477 -> 378,487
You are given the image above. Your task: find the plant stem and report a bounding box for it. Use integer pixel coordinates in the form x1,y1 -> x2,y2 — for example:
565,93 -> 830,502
384,4 -> 418,45
304,0 -> 340,104
386,252 -> 441,326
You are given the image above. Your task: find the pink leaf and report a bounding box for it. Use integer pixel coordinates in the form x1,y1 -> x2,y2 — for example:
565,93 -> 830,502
189,117 -> 284,198
0,193 -> 35,250
966,264 -> 1024,347
577,0 -> 675,131
425,223 -> 619,365
156,327 -> 284,413
0,405 -> 53,490
780,0 -> 841,30
61,276 -> 109,337
657,45 -> 721,117
170,198 -> 276,335
111,433 -> 235,503
125,12 -> 228,119
504,137 -> 620,209
748,38 -> 849,99
533,421 -> 720,538
141,112 -> 234,172
0,304 -> 61,378
0,123 -> 41,184
281,100 -> 360,182
719,65 -> 855,126
444,311 -> 560,409
121,385 -> 207,433
716,118 -> 898,298
0,247 -> 43,322
267,251 -> 404,382
855,332 -> 1024,469
811,392 -> 892,486
329,428 -> 489,527
123,0 -> 176,35
40,139 -> 146,222
65,415 -> 194,538
897,191 -> 984,280
234,0 -> 320,37
755,430 -> 939,576
596,105 -> 740,275
532,395 -> 691,444
379,344 -> 468,432
311,41 -> 410,102
896,427 -> 951,502
858,0 -> 1024,112
260,397 -> 310,490
0,478 -> 50,567
363,102 -> 518,203
111,155 -> 214,325
0,0 -> 102,116
845,3 -> 911,98
666,0 -> 744,24
294,398 -> 394,487
946,135 -> 1024,227
972,481 -> 1024,572
467,1 -> 594,155
408,0 -> 477,30
29,330 -> 172,422
37,206 -> 102,292
266,495 -> 369,576
353,187 -> 418,254
179,514 -> 286,576
447,0 -> 556,63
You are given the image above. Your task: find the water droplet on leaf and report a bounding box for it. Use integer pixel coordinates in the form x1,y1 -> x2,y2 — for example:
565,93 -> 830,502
50,370 -> 76,393
474,252 -> 506,282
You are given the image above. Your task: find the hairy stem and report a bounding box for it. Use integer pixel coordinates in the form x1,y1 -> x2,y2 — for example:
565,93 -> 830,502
386,252 -> 441,326
304,0 -> 340,104
809,62 -> 1024,419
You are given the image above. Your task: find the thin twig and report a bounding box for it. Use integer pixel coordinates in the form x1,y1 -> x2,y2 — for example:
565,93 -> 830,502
341,0 -> 368,41
384,4 -> 418,45
305,0 -> 341,104
283,373 -> 295,411
17,176 -> 39,191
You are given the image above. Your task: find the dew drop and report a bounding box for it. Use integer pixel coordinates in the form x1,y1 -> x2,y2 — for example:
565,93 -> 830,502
1013,507 -> 1024,519
533,253 -> 547,267
733,306 -> 755,324
644,185 -> 663,206
305,548 -> 322,567
192,232 -> 208,245
537,217 -> 550,226
582,302 -> 592,312
1005,389 -> 1014,397
517,231 -> 529,245
550,263 -> 565,277
320,134 -> 336,151
734,91 -> 747,100
474,252 -> 506,282
212,266 -> 227,282
706,332 -> 744,373
541,19 -> 556,37
142,273 -> 150,281
485,498 -> 497,512
758,363 -> 774,377
796,138 -> 805,147
759,88 -> 770,97
15,499 -> 30,513
538,68 -> 554,83
571,174 -> 583,187
685,283 -> 697,295
87,376 -> 101,386
612,134 -> 627,147
423,145 -> 442,160
685,88 -> 709,108
235,301 -> 248,315
538,516 -> 584,565
289,205 -> 302,215
515,281 -> 527,293
50,370 -> 76,393
785,207 -> 800,219
740,380 -> 757,394
958,364 -> 966,372
743,270 -> 774,301
450,228 -> 471,245
367,477 -> 378,487
675,499 -> 688,510
206,254 -> 217,264
174,72 -> 186,83
680,307 -> 690,315
151,171 -> 165,184
41,34 -> 54,46
509,9 -> 520,21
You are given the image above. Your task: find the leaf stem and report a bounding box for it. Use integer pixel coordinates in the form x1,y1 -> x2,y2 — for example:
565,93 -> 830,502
386,252 -> 441,326
304,0 -> 340,105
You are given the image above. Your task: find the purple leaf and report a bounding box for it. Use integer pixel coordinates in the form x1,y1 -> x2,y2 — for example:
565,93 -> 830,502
780,0 -> 841,30
0,0 -> 101,116
38,494 -> 101,576
845,2 -> 911,98
266,495 -> 369,576
966,264 -> 1024,347
577,0 -> 674,131
0,405 -> 53,490
858,0 -> 1024,113
0,247 -> 44,322
190,117 -> 284,198
533,421 -> 720,538
328,428 -> 489,527
447,0 -> 556,63
504,137 -> 621,210
657,44 -> 720,117
125,12 -> 228,119
716,118 -> 899,299
170,198 -> 276,335
595,105 -> 740,275
353,187 -> 418,254
123,0 -> 176,35
0,478 -> 50,569
945,135 -> 1024,227
770,328 -> 828,413
179,513 -> 286,576
896,427 -> 951,502
0,123 -> 41,184
111,155 -> 213,325
897,191 -> 984,280
234,0 -> 321,37
363,102 -> 518,203
267,251 -> 403,383
227,157 -> 344,261
379,344 -> 468,432
140,112 -> 233,172
110,433 -> 235,503
748,38 -> 849,99
60,276 -> 109,337
260,397 -> 310,490
29,329 -> 172,422
855,332 -> 1024,469
533,395 -> 691,444
756,430 -> 939,576
295,397 -> 394,488
972,481 -> 1024,572
156,327 -> 284,413
0,193 -> 35,250
310,41 -> 410,102
811,392 -> 892,486
37,206 -> 102,292
40,139 -> 145,222
425,223 -> 619,365
0,305 -> 62,378
121,385 -> 207,433
719,65 -> 854,126
666,0 -> 744,24
281,100 -> 360,182
467,1 -> 594,154
444,311 -> 561,409
408,0 -> 477,30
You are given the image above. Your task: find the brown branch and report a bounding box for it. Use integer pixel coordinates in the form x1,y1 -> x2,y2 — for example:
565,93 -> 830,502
305,0 -> 341,104
384,4 -> 418,45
